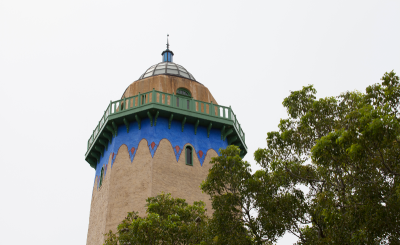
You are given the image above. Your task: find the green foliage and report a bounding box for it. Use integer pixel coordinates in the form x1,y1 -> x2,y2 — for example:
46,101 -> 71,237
104,71 -> 400,244
253,70 -> 400,244
103,193 -> 210,245
201,146 -> 255,245
202,71 -> 400,244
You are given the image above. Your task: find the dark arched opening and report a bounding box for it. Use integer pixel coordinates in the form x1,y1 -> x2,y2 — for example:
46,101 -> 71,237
185,145 -> 193,166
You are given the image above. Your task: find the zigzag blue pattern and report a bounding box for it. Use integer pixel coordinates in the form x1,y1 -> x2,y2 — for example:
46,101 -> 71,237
93,117 -> 228,187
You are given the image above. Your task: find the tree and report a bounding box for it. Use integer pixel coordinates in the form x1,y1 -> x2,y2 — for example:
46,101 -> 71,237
202,71 -> 400,244
200,146 -> 258,245
200,146 -> 302,245
104,71 -> 400,244
253,70 -> 400,244
103,193 -> 210,245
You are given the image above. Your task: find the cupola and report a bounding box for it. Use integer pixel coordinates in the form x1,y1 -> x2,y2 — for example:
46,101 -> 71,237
161,34 -> 174,62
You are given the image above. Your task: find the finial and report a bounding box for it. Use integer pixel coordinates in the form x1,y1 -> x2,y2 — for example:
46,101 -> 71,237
166,34 -> 170,50
161,35 -> 174,62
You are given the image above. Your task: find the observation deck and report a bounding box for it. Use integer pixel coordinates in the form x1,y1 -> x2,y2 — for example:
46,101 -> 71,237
85,89 -> 247,169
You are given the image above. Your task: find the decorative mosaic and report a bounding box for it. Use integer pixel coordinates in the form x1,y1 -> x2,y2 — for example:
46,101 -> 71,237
93,117 -> 228,187
197,150 -> 206,166
174,145 -> 182,161
148,141 -> 158,158
129,147 -> 136,162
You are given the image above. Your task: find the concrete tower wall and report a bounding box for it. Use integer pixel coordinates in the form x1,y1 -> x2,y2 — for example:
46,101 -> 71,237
86,117 -> 227,245
122,75 -> 218,104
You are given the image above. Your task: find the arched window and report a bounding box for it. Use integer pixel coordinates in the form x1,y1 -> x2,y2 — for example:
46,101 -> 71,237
99,167 -> 104,187
176,88 -> 191,110
185,146 -> 193,166
176,88 -> 191,97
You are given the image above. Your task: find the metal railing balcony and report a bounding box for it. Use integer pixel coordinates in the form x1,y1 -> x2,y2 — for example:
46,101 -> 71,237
86,89 -> 246,163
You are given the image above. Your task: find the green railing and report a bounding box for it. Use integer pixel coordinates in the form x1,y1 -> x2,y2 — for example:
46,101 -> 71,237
87,89 -> 246,151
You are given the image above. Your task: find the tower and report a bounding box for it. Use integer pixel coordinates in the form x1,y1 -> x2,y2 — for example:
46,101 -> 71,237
85,39 -> 247,245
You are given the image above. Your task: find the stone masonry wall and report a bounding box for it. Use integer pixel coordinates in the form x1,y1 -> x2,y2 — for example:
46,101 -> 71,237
86,154 -> 112,245
122,75 -> 218,104
152,139 -> 216,217
86,134 -> 222,245
104,141 -> 153,233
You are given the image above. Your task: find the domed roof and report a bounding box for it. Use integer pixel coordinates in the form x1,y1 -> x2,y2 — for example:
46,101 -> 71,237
138,62 -> 197,82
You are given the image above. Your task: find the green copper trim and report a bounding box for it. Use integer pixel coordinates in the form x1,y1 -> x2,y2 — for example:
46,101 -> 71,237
194,119 -> 199,135
85,89 -> 247,168
99,139 -> 108,150
87,158 -> 97,168
95,146 -> 104,157
207,122 -> 212,138
181,116 -> 187,132
169,114 -> 174,129
123,117 -> 129,133
112,122 -> 118,136
176,87 -> 192,97
228,136 -> 238,145
147,111 -> 153,126
223,128 -> 233,141
103,132 -> 112,143
91,152 -> 100,162
135,114 -> 141,130
154,111 -> 159,126
106,125 -> 115,137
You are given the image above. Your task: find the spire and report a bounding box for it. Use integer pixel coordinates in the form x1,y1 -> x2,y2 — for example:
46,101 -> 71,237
166,34 -> 170,50
161,34 -> 174,62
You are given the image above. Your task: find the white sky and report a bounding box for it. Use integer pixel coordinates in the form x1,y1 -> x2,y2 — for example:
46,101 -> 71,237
1,0 -> 399,244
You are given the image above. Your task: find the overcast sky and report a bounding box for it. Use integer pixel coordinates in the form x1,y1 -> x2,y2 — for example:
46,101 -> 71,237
1,0 -> 399,244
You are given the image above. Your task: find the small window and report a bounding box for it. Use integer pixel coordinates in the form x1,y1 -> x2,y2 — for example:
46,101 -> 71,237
176,97 -> 179,107
154,70 -> 165,75
166,69 -> 179,74
185,146 -> 193,166
180,73 -> 190,78
143,73 -> 152,78
176,88 -> 191,97
99,167 -> 104,187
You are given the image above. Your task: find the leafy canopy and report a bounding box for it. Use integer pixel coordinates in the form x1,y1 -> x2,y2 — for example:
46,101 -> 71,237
104,71 -> 400,244
104,193 -> 210,245
202,70 -> 400,244
201,146 -> 257,245
252,70 -> 400,244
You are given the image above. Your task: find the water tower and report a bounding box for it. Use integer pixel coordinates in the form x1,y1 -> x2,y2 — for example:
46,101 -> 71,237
85,39 -> 247,245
